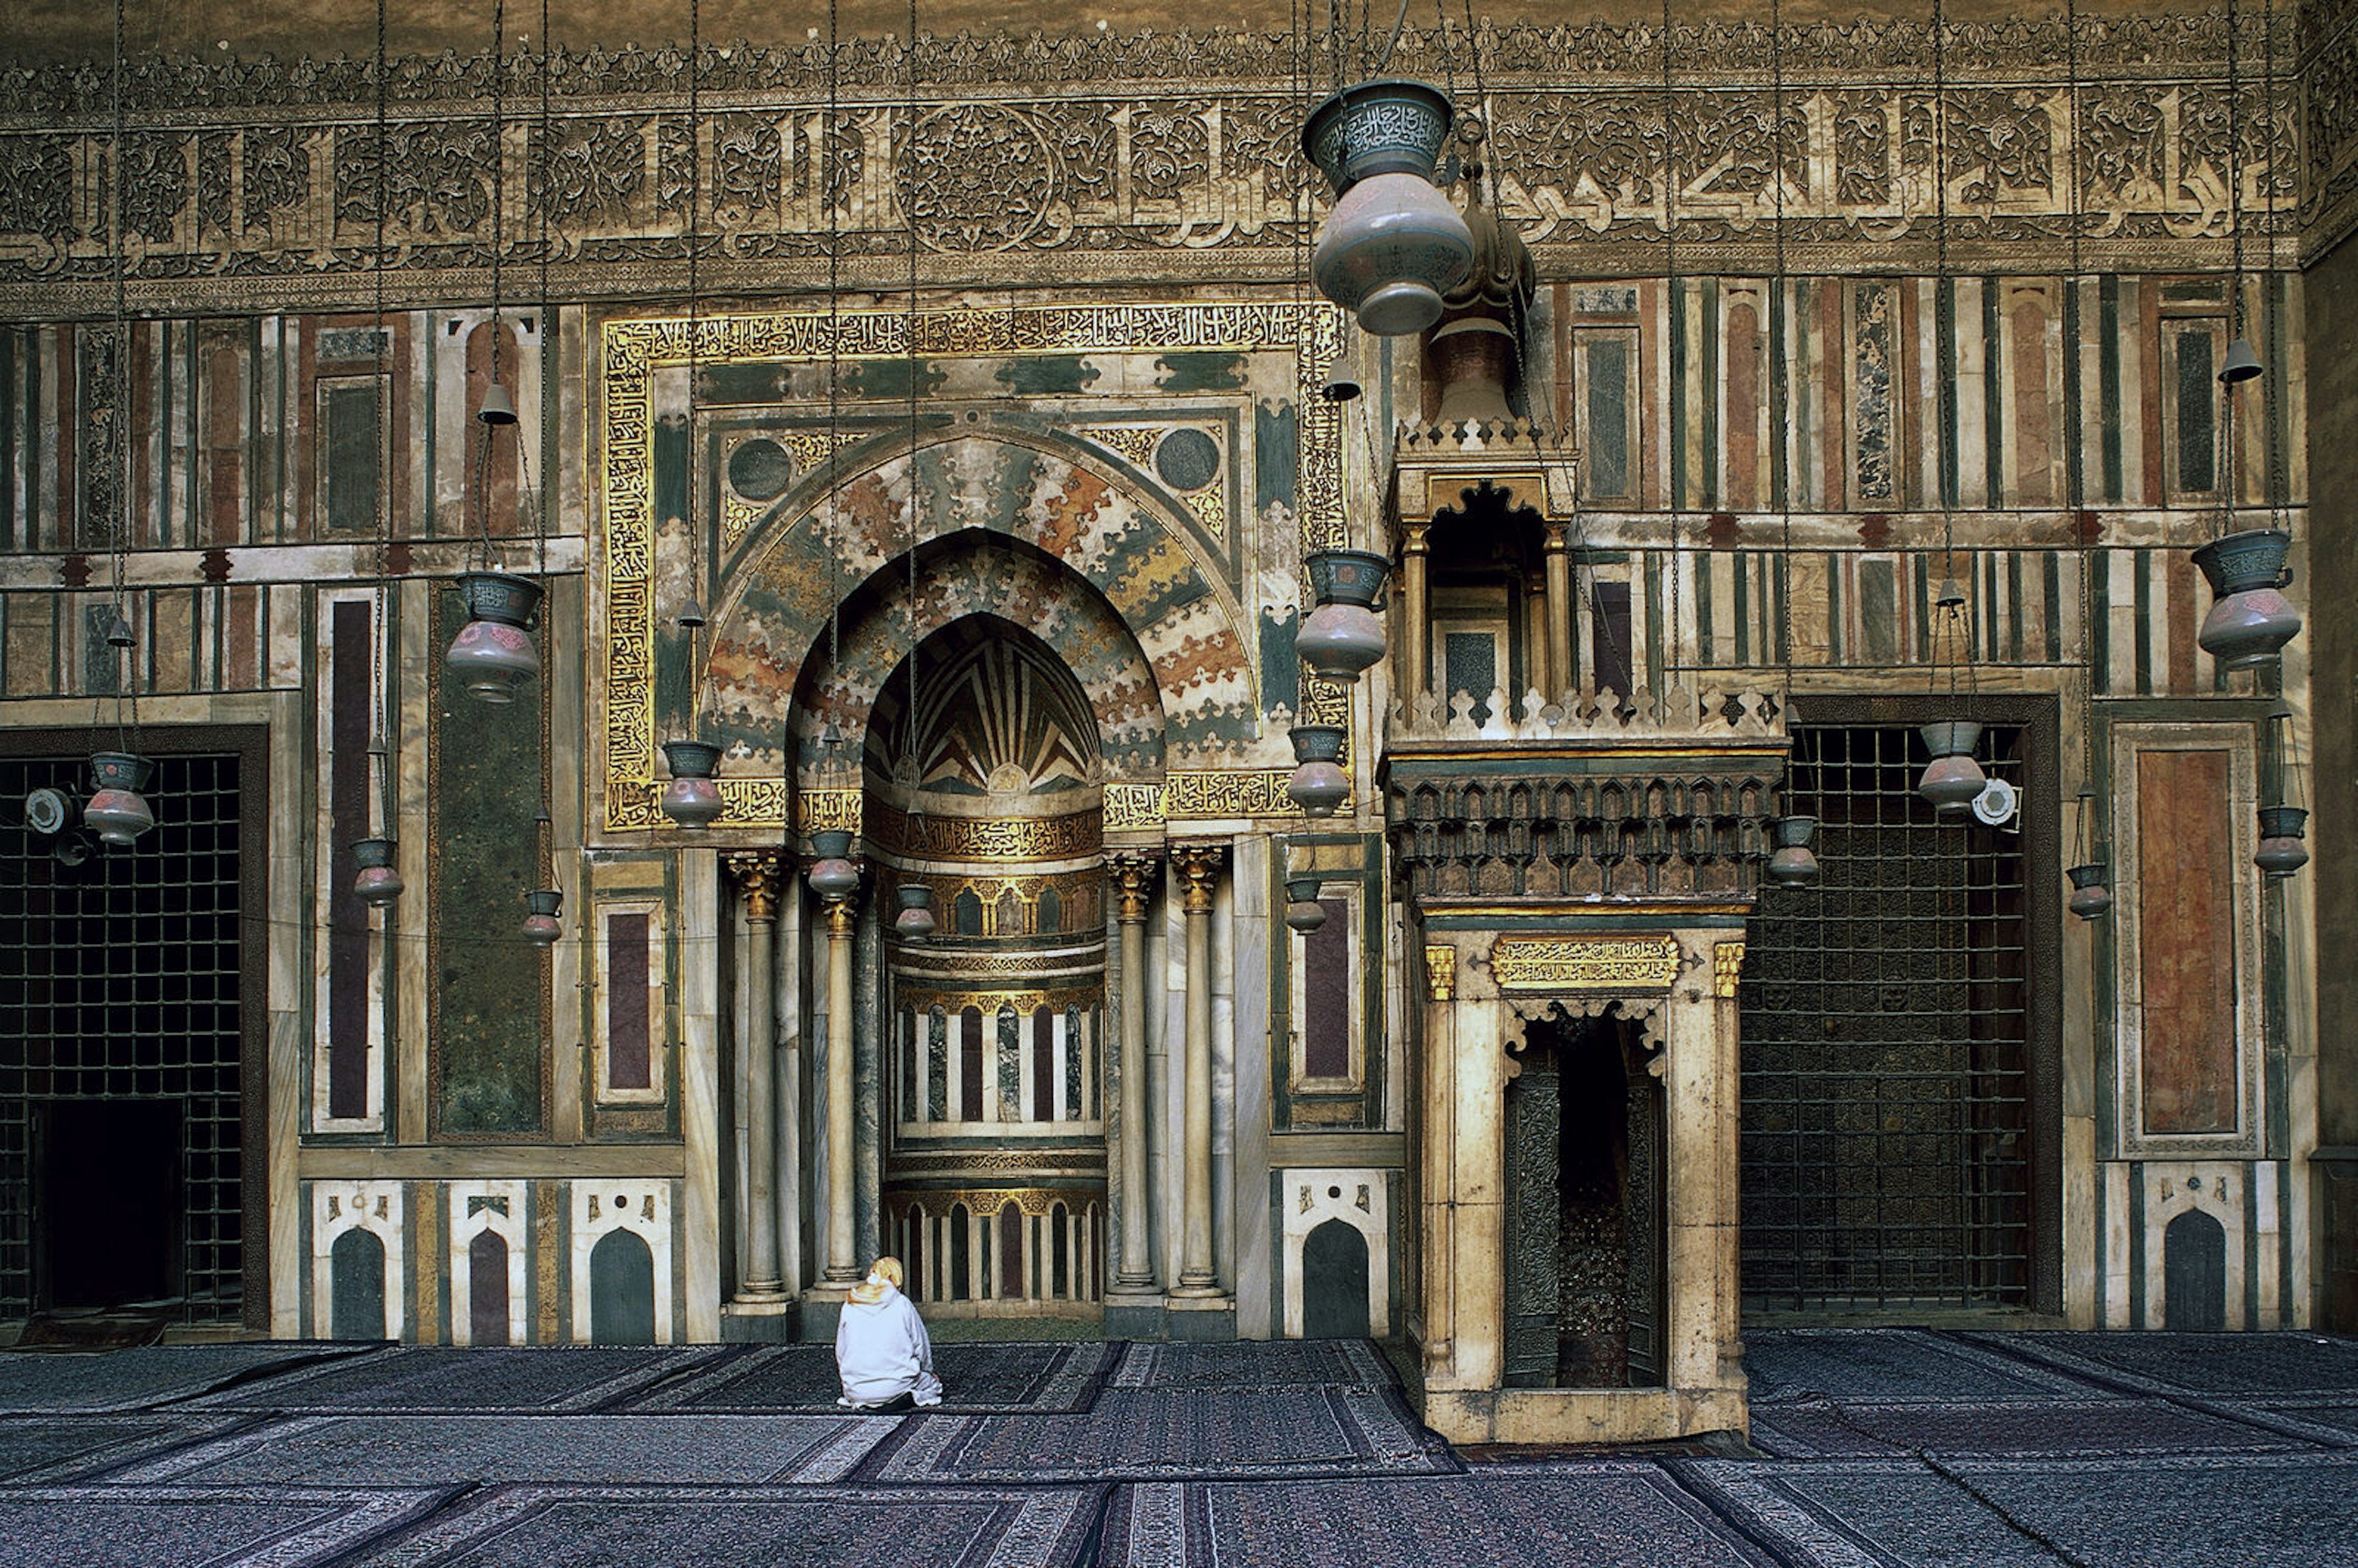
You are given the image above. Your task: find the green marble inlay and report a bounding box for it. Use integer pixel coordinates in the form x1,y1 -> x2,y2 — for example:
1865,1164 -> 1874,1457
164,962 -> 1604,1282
1154,351 -> 1245,392
998,355 -> 1100,394
432,592 -> 550,1136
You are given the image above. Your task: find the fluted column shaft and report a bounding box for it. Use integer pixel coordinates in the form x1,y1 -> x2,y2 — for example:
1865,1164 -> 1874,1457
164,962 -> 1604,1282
823,892 -> 860,1283
1110,853 -> 1159,1292
1169,843 -> 1225,1298
725,853 -> 786,1299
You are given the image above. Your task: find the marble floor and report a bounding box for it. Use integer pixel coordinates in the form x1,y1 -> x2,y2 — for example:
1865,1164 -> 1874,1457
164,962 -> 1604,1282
0,1329 -> 2354,1566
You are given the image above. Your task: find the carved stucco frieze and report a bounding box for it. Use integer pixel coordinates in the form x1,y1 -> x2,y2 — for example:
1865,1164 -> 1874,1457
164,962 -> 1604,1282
0,14 -> 2314,314
1383,754 -> 1786,904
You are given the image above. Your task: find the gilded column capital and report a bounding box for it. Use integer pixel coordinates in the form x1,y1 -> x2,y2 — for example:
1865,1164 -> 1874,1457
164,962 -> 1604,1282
1541,518 -> 1573,552
1399,520 -> 1431,556
1109,852 -> 1161,922
1425,943 -> 1457,1001
823,896 -> 858,938
725,852 -> 785,922
1170,842 -> 1225,915
1713,941 -> 1746,999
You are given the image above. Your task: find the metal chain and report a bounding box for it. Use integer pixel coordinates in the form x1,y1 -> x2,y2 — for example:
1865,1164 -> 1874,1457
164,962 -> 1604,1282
111,0 -> 134,744
372,0 -> 392,831
1660,0 -> 1683,683
906,0 -> 922,767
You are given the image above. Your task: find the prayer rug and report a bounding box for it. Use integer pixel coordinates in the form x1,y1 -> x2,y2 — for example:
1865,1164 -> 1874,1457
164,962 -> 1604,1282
2208,1397 -> 2358,1446
103,1412 -> 895,1487
1965,1330 -> 2358,1397
621,1341 -> 1111,1414
1108,1340 -> 1398,1391
337,1483 -> 1105,1568
0,1413 -> 257,1483
1743,1329 -> 2097,1405
854,1388 -> 1457,1483
1681,1450 -> 2358,1568
185,1345 -> 734,1414
1101,1466 -> 1782,1568
1748,1395 -> 2317,1459
0,1483 -> 456,1568
0,1345 -> 367,1413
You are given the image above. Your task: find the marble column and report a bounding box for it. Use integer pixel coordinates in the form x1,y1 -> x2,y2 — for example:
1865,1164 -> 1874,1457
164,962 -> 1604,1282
1541,519 -> 1574,698
725,853 -> 788,1300
1401,521 -> 1432,701
1110,852 -> 1160,1294
1169,842 -> 1228,1300
822,884 -> 862,1284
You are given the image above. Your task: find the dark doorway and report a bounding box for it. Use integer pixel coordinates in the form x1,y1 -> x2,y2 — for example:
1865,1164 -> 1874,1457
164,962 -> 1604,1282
37,1098 -> 180,1308
1501,1017 -> 1665,1389
1302,1219 -> 1371,1338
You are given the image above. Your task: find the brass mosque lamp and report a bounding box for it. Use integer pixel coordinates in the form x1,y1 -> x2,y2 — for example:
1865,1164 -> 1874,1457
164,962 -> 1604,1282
659,599 -> 726,829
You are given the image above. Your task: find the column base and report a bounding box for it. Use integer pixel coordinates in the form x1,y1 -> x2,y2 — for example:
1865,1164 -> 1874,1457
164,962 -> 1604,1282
720,1297 -> 800,1342
1164,1291 -> 1236,1341
1102,1298 -> 1170,1340
796,1284 -> 850,1343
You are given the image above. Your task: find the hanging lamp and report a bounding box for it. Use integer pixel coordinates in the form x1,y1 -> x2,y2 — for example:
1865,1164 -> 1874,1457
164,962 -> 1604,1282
2255,705 -> 2309,877
1285,724 -> 1350,818
1917,580 -> 1986,812
1302,79 -> 1474,336
352,0 -> 403,908
2192,0 -> 2300,673
660,598 -> 725,828
1283,867 -> 1328,933
807,829 -> 861,899
86,7 -> 154,849
2065,790 -> 2111,920
1296,548 -> 1391,684
443,7 -> 543,705
894,881 -> 939,941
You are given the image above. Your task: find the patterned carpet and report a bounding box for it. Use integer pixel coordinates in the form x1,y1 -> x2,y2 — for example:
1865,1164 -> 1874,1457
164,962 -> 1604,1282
0,1483 -> 455,1568
1741,1329 -> 2093,1404
185,1346 -> 734,1415
104,1414 -> 895,1487
1683,1451 -> 2358,1568
1108,1340 -> 1397,1391
1748,1395 -> 2316,1459
622,1341 -> 1112,1413
0,1414 -> 255,1484
335,1484 -> 1105,1568
0,1345 -> 367,1413
855,1388 -> 1458,1482
7,1331 -> 2358,1566
1962,1330 -> 2358,1397
1103,1467 -> 1783,1568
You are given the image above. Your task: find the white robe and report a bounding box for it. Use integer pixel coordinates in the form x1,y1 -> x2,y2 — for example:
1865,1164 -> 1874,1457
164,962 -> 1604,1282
833,1284 -> 943,1408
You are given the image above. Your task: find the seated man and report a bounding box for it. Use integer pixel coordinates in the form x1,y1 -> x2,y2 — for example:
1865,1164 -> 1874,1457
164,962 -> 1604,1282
833,1256 -> 943,1410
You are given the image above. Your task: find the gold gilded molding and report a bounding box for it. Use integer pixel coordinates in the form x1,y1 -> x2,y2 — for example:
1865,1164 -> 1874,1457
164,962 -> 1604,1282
1165,769 -> 1315,821
871,803 -> 1102,861
1425,944 -> 1456,1002
895,985 -> 1102,1016
1103,782 -> 1166,831
599,303 -> 1344,834
796,790 -> 863,836
1713,942 -> 1747,999
1490,934 -> 1682,994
